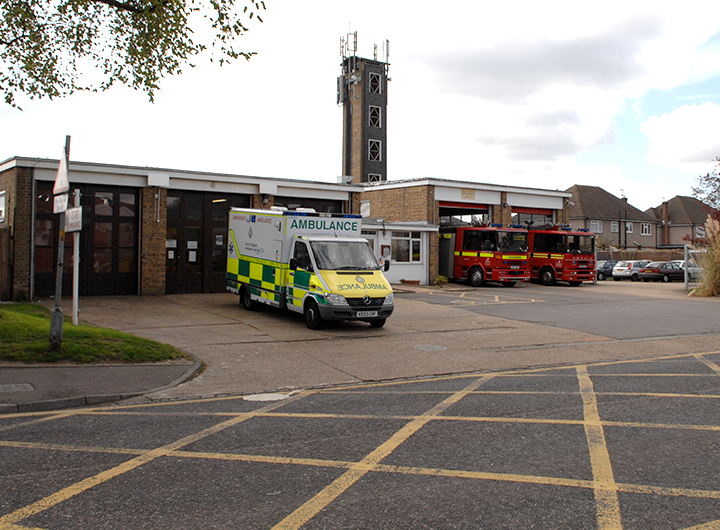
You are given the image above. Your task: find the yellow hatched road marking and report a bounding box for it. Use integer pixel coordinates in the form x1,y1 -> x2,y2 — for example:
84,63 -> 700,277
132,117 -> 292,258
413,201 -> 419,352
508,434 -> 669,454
577,366 -> 622,530
695,354 -> 720,375
0,392 -> 316,528
682,521 -> 720,530
271,375 -> 495,530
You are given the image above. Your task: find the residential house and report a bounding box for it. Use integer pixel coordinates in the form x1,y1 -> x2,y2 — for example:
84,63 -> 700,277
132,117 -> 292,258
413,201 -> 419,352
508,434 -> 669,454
646,195 -> 718,247
565,185 -> 658,249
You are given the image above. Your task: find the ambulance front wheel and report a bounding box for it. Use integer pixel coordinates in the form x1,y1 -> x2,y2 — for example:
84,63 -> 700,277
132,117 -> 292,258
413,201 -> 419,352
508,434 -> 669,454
304,299 -> 323,330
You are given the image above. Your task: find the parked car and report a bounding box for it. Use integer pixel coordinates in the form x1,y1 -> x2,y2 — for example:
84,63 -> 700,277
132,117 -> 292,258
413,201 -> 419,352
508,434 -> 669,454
612,260 -> 651,281
595,259 -> 619,281
671,259 -> 701,280
639,261 -> 685,283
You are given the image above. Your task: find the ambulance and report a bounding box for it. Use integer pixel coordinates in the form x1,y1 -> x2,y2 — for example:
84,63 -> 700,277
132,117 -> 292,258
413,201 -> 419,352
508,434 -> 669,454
226,208 -> 394,329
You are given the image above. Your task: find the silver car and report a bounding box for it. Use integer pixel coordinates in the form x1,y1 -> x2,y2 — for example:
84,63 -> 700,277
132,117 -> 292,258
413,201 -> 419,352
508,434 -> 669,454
612,260 -> 650,281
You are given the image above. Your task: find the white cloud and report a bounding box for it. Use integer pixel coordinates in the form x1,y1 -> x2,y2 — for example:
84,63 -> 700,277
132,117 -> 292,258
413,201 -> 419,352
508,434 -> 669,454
640,103 -> 720,172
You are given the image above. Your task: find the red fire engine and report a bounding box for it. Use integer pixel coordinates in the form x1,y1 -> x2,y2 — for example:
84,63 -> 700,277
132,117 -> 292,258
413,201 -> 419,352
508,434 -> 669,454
439,225 -> 531,287
527,225 -> 596,286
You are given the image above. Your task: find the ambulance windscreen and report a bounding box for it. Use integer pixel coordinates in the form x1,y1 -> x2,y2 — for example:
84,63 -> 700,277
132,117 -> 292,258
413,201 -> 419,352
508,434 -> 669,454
310,241 -> 380,270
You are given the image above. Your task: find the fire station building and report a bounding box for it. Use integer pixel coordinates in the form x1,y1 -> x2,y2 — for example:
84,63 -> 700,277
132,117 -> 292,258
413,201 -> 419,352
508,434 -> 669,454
0,156 -> 569,300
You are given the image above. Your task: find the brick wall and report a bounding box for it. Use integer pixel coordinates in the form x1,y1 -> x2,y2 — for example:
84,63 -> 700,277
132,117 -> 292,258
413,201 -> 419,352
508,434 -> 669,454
0,167 -> 33,300
140,187 -> 167,295
362,185 -> 439,281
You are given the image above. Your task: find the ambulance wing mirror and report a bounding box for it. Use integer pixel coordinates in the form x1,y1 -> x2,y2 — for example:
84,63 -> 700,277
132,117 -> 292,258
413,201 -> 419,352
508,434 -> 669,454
384,259 -> 390,272
289,258 -> 299,271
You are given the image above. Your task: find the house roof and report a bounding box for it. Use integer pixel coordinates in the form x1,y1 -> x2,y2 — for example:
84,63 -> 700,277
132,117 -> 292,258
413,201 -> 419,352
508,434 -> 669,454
565,185 -> 656,222
646,195 -> 716,226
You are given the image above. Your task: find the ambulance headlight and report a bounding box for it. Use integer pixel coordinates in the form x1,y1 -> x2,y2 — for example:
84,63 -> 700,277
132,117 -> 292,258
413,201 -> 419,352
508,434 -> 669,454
325,293 -> 348,305
383,293 -> 394,305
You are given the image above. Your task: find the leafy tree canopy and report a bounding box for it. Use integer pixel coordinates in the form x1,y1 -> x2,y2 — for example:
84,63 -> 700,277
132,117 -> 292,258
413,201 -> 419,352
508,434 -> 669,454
694,157 -> 720,212
0,0 -> 265,108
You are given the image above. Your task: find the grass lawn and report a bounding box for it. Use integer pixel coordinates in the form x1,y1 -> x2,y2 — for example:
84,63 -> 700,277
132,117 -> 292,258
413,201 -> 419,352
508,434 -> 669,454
0,303 -> 191,364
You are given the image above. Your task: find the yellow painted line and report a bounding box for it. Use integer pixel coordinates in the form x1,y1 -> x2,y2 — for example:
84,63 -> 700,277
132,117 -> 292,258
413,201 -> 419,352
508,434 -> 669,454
682,520 -> 720,529
0,440 -> 145,456
271,375 -> 495,530
0,394 -> 314,528
0,523 -> 47,530
577,366 -> 622,530
695,354 -> 720,375
0,410 -> 80,432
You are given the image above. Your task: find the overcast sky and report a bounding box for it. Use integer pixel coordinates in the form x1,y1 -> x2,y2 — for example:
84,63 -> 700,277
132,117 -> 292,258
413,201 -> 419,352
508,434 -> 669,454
2,1 -> 720,210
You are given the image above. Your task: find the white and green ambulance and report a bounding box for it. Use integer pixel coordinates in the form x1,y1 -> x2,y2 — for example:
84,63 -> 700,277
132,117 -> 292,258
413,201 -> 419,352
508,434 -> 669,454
227,208 -> 394,329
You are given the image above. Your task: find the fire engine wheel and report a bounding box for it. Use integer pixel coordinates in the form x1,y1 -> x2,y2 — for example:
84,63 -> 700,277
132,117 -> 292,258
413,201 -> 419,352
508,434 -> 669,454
502,281 -> 517,288
241,286 -> 257,311
468,267 -> 485,287
304,299 -> 323,330
540,267 -> 556,286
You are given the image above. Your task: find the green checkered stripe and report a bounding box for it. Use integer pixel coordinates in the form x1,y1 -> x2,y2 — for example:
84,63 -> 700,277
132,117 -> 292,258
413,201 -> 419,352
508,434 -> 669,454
227,256 -> 284,303
286,270 -> 327,308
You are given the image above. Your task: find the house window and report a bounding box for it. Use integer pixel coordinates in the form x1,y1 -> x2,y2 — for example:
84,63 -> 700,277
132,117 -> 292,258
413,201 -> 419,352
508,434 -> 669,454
367,173 -> 382,182
641,223 -> 651,236
590,220 -> 602,233
369,106 -> 381,127
392,231 -> 422,263
368,140 -> 382,162
610,221 -> 619,233
625,222 -> 633,234
369,72 -> 381,94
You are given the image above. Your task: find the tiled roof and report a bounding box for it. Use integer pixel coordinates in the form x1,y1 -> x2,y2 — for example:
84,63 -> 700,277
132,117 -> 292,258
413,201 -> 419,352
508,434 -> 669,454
565,185 -> 656,222
652,195 -> 716,225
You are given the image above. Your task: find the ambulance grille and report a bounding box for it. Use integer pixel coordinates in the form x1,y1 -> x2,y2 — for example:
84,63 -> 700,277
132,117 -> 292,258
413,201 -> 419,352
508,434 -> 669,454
346,297 -> 385,307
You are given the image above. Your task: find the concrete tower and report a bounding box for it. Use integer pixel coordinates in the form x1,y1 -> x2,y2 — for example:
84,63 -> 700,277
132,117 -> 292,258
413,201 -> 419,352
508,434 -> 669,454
338,33 -> 389,185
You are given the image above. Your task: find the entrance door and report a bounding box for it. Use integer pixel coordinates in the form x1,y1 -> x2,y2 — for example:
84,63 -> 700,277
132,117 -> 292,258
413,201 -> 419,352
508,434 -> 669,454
33,182 -> 139,297
166,192 -> 204,294
166,191 -> 250,294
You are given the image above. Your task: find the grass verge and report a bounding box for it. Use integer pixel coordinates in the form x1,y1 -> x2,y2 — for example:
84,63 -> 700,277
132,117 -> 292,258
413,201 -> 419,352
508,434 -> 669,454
0,303 -> 192,364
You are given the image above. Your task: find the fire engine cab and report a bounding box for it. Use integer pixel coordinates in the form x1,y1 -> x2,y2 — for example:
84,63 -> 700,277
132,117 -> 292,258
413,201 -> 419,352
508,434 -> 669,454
527,225 -> 596,286
439,225 -> 531,287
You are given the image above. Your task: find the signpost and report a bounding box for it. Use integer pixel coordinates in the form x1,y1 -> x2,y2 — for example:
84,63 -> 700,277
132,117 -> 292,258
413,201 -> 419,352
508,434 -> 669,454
49,136 -> 71,352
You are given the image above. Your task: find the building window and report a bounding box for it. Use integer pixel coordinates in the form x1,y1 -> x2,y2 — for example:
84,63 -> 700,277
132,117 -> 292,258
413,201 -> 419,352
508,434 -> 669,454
625,222 -> 633,234
369,72 -> 381,94
0,191 -> 5,223
392,231 -> 421,263
367,173 -> 382,182
590,220 -> 603,233
369,106 -> 381,127
368,140 -> 382,162
641,223 -> 651,236
610,221 -> 619,233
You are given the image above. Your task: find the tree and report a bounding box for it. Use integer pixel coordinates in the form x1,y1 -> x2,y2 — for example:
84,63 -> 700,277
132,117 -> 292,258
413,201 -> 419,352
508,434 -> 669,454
0,0 -> 265,108
693,157 -> 720,212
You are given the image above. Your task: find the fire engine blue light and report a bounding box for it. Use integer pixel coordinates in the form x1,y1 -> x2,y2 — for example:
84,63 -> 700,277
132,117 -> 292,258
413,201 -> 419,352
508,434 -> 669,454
491,223 -> 502,227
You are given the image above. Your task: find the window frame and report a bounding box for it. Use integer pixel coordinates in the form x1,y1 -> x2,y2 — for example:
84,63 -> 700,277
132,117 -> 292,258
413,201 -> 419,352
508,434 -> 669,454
391,231 -> 422,263
369,105 -> 381,128
369,72 -> 382,94
590,220 -> 603,234
625,222 -> 633,234
610,221 -> 619,233
641,223 -> 651,236
368,139 -> 382,162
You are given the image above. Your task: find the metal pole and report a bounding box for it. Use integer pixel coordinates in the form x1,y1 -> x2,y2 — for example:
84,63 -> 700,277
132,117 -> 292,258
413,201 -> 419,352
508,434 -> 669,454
72,189 -> 80,326
49,136 -> 70,352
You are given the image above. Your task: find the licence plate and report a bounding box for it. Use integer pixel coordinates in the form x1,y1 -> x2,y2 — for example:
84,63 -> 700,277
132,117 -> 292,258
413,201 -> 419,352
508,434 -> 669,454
579,265 -> 586,268
356,311 -> 378,318
511,266 -> 519,269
